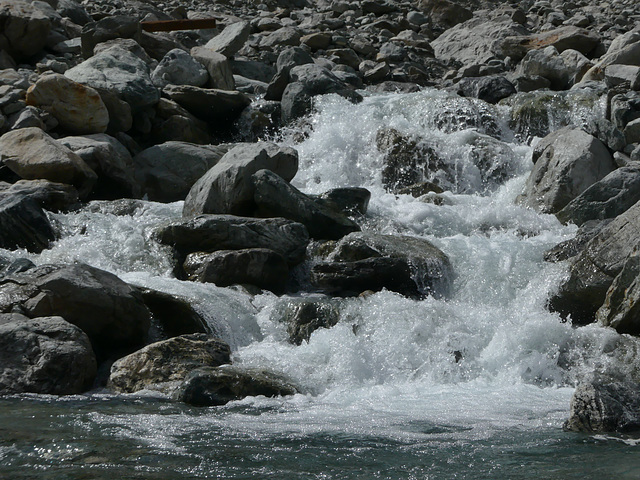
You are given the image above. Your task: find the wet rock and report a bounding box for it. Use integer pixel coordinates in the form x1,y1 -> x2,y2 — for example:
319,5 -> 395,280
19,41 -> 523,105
183,142 -> 298,217
80,15 -> 141,59
0,263 -> 151,353
133,142 -> 232,203
311,232 -> 453,299
204,21 -> 250,58
137,288 -> 208,338
595,247 -> 640,335
0,127 -> 97,198
25,73 -> 109,135
151,48 -> 208,89
517,127 -> 616,214
252,169 -> 360,240
0,192 -> 55,252
0,313 -> 96,395
108,334 -> 231,393
556,164 -> 640,226
184,248 -> 289,293
549,201 -> 640,324
65,46 -> 160,112
317,187 -> 371,216
543,220 -> 611,263
190,47 -> 235,91
163,84 -> 250,125
564,377 -> 640,433
0,0 -> 51,60
58,133 -> 141,200
173,365 -> 297,406
456,75 -> 516,104
276,297 -> 340,345
4,179 -> 78,212
154,215 -> 309,266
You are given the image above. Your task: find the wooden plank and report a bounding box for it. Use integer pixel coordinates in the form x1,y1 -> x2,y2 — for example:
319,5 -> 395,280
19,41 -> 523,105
140,18 -> 217,32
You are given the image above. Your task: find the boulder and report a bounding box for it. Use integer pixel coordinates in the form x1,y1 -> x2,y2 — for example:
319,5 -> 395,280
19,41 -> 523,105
80,15 -> 141,59
517,46 -> 571,90
0,263 -> 151,353
564,377 -> 640,433
65,46 -> 160,112
456,75 -> 516,104
190,47 -> 235,90
182,142 -> 298,217
0,127 -> 97,198
581,32 -> 640,82
154,215 -> 309,266
418,0 -> 472,33
151,48 -> 209,89
204,21 -> 250,58
173,365 -> 297,406
163,84 -> 250,124
0,313 -> 96,395
499,26 -> 602,61
4,179 -> 79,212
261,27 -> 301,48
275,297 -> 340,345
108,334 -> 231,393
0,0 -> 51,60
137,288 -> 208,338
184,248 -> 289,293
317,187 -> 371,216
596,248 -> 640,335
133,142 -> 233,203
311,232 -> 453,299
583,118 -> 626,152
25,73 -> 109,134
265,46 -> 314,101
517,127 -> 616,214
58,133 -> 141,199
556,164 -> 640,226
543,219 -> 611,263
56,0 -> 92,26
549,200 -> 640,324
0,193 -> 55,252
252,169 -> 360,240
604,64 -> 640,90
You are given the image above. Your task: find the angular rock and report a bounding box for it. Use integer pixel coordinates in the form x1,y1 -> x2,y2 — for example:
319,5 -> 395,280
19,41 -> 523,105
0,127 -> 97,198
25,73 -> 109,134
0,263 -> 151,353
499,26 -> 602,62
190,47 -> 235,90
604,64 -> 640,89
58,133 -> 140,200
518,127 -> 616,214
108,334 -> 231,393
163,84 -> 250,124
556,164 -> 640,226
564,377 -> 640,433
183,142 -> 298,217
276,297 -> 340,345
0,193 -> 55,252
517,46 -> 571,90
583,118 -> 626,152
151,48 -> 209,89
311,232 -> 453,299
80,15 -> 141,59
456,75 -> 516,104
253,169 -> 360,240
543,219 -> 611,263
137,288 -> 208,338
133,142 -> 233,203
418,0 -> 472,32
204,21 -> 250,58
0,0 -> 51,60
0,313 -> 96,395
154,215 -> 309,266
262,27 -> 301,48
4,179 -> 79,212
173,365 -> 297,406
184,248 -> 289,293
65,46 -> 160,112
317,187 -> 371,216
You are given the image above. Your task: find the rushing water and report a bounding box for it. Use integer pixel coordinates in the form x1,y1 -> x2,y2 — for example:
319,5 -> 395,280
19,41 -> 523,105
2,89 -> 640,479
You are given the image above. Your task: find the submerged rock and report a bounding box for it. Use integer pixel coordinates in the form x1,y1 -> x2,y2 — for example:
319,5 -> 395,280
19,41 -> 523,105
173,365 -> 297,406
108,334 -> 231,393
276,297 -> 341,345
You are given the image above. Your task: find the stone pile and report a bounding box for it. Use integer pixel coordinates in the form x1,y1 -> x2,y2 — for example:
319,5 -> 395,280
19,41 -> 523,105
0,0 -> 639,416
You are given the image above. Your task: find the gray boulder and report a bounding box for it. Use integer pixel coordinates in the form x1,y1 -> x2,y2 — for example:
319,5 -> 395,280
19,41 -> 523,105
544,219 -> 612,263
65,46 -> 160,112
154,215 -> 309,266
564,377 -> 640,433
0,313 -> 96,395
0,192 -> 55,253
517,46 -> 571,90
58,133 -> 141,200
133,142 -> 233,203
182,142 -> 298,217
0,0 -> 51,60
499,26 -> 602,62
549,200 -> 640,323
190,47 -> 235,90
184,248 -> 289,293
108,334 -> 231,393
556,164 -> 640,226
0,127 -> 97,198
275,297 -> 341,345
173,365 -> 297,406
252,169 -> 360,240
151,48 -> 209,89
2,179 -> 79,212
204,21 -> 250,58
137,288 -> 208,338
583,118 -> 626,152
456,75 -> 516,104
311,232 -> 453,299
163,84 -> 250,124
0,263 -> 151,353
80,15 -> 141,59
317,187 -> 371,216
518,127 -> 616,214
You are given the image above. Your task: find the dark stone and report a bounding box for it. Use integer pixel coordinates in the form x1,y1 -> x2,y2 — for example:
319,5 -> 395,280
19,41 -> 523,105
138,288 -> 208,338
0,193 -> 55,253
317,187 -> 371,215
456,75 -> 516,104
277,298 -> 341,345
543,219 -> 612,263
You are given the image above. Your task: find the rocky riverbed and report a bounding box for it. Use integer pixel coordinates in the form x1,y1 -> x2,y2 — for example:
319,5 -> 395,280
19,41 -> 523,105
0,0 -> 640,445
